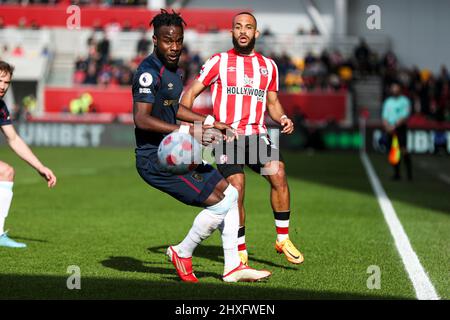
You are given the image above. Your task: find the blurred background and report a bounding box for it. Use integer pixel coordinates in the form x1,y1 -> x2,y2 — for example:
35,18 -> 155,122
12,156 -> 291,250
0,0 -> 449,155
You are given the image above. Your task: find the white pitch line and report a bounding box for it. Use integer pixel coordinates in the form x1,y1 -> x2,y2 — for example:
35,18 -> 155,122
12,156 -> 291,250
360,152 -> 440,300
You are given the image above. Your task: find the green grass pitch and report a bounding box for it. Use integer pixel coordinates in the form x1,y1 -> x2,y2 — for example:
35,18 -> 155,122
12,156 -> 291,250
0,147 -> 449,299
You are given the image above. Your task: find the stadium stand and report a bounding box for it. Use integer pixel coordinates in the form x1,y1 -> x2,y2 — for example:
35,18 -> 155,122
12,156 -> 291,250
0,1 -> 448,129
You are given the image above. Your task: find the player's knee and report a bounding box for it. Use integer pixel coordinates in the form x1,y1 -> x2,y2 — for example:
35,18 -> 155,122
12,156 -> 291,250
232,181 -> 244,196
270,168 -> 287,190
207,185 -> 238,215
224,184 -> 238,203
0,164 -> 15,182
228,175 -> 244,193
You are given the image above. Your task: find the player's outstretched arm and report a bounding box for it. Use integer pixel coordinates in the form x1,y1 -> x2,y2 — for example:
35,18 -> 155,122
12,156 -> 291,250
266,91 -> 294,135
134,101 -> 180,133
1,124 -> 56,188
177,106 -> 237,143
176,104 -> 208,123
180,79 -> 207,109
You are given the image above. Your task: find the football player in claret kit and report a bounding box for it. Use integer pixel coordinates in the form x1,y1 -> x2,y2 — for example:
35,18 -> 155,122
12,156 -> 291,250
0,60 -> 57,248
132,10 -> 271,282
181,12 -> 304,266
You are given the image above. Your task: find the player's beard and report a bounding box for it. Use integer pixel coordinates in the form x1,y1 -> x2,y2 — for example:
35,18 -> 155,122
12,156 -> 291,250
232,35 -> 256,55
155,48 -> 179,70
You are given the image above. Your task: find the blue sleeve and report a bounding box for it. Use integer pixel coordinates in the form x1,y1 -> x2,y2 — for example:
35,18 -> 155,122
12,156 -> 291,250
132,68 -> 159,104
0,101 -> 12,126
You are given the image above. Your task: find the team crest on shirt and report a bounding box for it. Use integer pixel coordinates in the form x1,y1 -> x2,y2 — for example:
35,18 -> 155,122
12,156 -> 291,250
139,72 -> 153,87
259,67 -> 268,77
168,83 -> 174,90
191,172 -> 204,182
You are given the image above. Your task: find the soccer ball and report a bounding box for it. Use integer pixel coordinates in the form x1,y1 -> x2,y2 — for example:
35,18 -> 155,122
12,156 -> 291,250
157,131 -> 202,175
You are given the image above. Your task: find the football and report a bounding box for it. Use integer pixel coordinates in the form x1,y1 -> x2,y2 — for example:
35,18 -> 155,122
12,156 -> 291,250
157,131 -> 202,174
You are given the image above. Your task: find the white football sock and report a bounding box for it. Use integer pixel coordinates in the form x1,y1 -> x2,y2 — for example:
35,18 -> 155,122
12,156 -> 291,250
238,226 -> 247,253
0,182 -> 14,235
274,211 -> 290,242
175,209 -> 224,258
218,195 -> 241,275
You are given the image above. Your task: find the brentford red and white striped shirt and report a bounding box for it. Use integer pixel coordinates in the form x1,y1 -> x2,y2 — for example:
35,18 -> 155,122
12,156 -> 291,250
196,48 -> 279,135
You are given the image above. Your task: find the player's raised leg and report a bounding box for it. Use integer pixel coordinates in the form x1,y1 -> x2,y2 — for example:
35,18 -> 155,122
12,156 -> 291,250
167,176 -> 271,282
264,160 -> 304,264
0,161 -> 26,248
167,178 -> 230,282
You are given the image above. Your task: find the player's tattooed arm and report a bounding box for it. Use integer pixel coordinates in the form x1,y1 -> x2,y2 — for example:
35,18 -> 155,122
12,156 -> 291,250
134,102 -> 179,133
266,91 -> 294,135
180,79 -> 208,109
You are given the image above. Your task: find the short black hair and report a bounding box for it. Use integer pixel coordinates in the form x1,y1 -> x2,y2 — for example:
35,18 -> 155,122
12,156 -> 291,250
150,9 -> 186,36
0,60 -> 14,77
233,11 -> 257,28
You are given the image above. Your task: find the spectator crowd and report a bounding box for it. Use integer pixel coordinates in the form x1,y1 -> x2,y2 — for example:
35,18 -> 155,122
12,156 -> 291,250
72,33 -> 450,122
72,30 -> 203,88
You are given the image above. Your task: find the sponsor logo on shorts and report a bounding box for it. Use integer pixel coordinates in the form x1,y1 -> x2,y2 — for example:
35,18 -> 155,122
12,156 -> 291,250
191,172 -> 204,182
219,154 -> 228,164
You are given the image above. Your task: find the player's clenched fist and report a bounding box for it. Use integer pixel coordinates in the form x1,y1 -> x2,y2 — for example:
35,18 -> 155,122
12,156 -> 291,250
280,115 -> 294,135
213,121 -> 238,142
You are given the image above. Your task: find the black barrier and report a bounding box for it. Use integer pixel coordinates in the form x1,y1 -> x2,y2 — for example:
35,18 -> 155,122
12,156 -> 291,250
280,126 -> 450,155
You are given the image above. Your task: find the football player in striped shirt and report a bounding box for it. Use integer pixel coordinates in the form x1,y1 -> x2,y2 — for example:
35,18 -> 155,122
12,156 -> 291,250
181,12 -> 304,266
